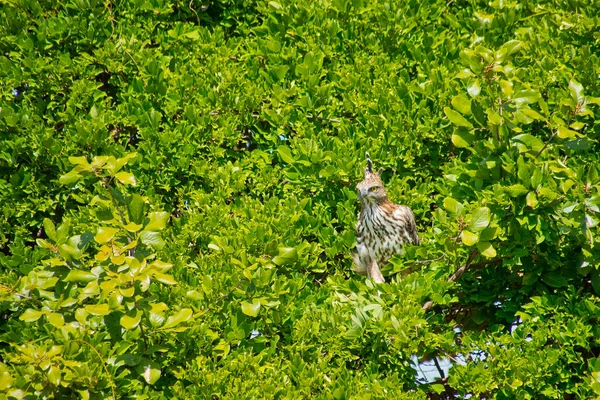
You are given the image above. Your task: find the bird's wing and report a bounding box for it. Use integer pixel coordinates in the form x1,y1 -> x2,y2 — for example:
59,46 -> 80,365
394,205 -> 420,245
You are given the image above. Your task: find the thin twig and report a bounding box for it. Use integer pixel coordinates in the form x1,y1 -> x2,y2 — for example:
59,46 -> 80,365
413,254 -> 446,265
305,114 -> 342,123
535,129 -> 558,158
215,278 -> 244,304
102,177 -> 133,256
75,339 -> 116,400
422,250 -> 478,311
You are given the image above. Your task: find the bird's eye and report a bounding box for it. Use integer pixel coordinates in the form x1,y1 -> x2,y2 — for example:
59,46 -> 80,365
370,186 -> 379,192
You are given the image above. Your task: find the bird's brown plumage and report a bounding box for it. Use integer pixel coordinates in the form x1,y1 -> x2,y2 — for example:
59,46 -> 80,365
353,153 -> 419,283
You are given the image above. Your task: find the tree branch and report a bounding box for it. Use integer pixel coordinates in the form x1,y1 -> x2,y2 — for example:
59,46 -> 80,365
422,249 -> 479,311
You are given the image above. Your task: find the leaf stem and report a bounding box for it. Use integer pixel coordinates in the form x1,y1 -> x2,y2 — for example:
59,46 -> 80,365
75,338 -> 116,400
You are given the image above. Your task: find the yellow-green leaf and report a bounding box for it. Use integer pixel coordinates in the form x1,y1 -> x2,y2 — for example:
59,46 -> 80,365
94,227 -> 119,244
443,197 -> 464,216
47,313 -> 65,328
48,365 -> 62,386
162,308 -> 193,330
64,269 -> 97,283
85,304 -> 110,316
154,272 -> 177,285
477,241 -> 497,258
444,107 -> 473,128
505,184 -> 529,197
470,207 -> 490,232
20,308 -> 46,322
138,360 -> 161,385
557,126 -> 577,139
59,171 -> 82,185
120,309 -> 143,330
144,212 -> 169,231
124,222 -> 143,232
272,247 -> 298,266
461,230 -> 479,246
115,171 -> 137,186
241,300 -> 261,317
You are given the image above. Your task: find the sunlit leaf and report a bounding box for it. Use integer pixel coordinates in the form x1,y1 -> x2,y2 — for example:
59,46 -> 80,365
470,207 -> 490,232
94,227 -> 119,244
241,300 -> 261,317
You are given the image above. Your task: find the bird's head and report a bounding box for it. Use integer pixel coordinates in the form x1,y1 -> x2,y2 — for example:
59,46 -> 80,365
356,152 -> 387,204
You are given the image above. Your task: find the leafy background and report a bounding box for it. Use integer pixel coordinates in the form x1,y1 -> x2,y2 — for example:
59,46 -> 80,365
1,0 -> 600,398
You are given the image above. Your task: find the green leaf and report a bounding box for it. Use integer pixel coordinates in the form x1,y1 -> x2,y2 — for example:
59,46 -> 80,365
470,207 -> 490,232
542,272 -> 568,288
444,107 -> 473,128
591,271 -> 600,296
272,247 -> 298,266
120,309 -> 143,330
505,184 -> 529,197
59,170 -> 82,185
587,165 -> 599,185
526,191 -> 538,208
69,156 -> 89,166
479,227 -> 498,241
461,230 -> 479,246
500,40 -> 522,57
241,300 -> 261,317
85,304 -> 110,316
47,365 -> 61,386
114,171 -> 137,186
569,79 -> 584,103
430,384 -> 446,394
64,269 -> 97,283
124,222 -> 143,232
47,313 -> 65,328
154,272 -> 177,285
511,134 -> 544,153
477,241 -> 496,258
145,212 -> 169,231
162,308 -> 193,330
127,194 -> 146,225
451,129 -> 474,148
277,146 -> 295,164
94,227 -> 119,244
55,219 -> 71,244
443,197 -> 464,216
557,126 -> 577,139
140,231 -> 165,250
19,309 -> 45,322
43,218 -> 57,241
138,359 -> 161,385
513,89 -> 540,106
467,80 -> 481,97
452,94 -> 471,115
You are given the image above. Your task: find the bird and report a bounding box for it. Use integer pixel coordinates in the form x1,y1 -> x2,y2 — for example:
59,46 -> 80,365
352,152 -> 420,283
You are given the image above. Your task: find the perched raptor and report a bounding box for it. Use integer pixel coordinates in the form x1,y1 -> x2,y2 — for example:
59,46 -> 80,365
352,153 -> 419,283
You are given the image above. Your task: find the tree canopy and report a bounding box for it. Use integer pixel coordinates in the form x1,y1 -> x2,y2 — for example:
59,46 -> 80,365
1,0 -> 600,398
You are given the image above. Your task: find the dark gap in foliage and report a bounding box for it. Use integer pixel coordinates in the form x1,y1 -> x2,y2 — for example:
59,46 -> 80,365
95,69 -> 119,104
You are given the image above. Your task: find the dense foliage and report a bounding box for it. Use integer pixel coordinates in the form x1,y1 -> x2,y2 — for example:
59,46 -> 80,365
1,0 -> 600,398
